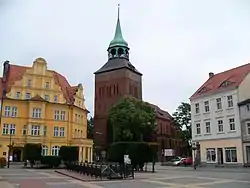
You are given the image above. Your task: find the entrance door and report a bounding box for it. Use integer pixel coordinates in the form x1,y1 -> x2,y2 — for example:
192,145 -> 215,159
217,148 -> 223,164
246,146 -> 250,163
12,148 -> 22,162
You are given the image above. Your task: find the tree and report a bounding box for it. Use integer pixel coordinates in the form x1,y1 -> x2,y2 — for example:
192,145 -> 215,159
87,116 -> 94,139
172,102 -> 192,156
108,97 -> 156,142
172,102 -> 191,130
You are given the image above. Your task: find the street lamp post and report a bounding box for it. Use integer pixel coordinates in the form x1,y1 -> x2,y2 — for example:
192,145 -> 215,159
7,131 -> 14,168
192,142 -> 197,170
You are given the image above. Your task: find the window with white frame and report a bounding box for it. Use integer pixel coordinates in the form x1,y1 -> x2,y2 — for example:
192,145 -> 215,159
22,125 -> 27,135
11,107 -> 17,117
196,123 -> 201,134
41,145 -> 48,156
32,108 -> 41,118
204,101 -> 210,112
54,95 -> 58,103
206,148 -> 216,162
4,106 -> 11,117
10,124 -> 16,135
45,82 -> 50,89
59,127 -> 65,137
43,126 -> 47,136
52,146 -> 60,156
54,110 -> 60,120
216,98 -> 222,110
2,124 -> 9,135
44,94 -> 50,101
229,118 -> 235,131
218,120 -> 223,132
60,111 -> 66,121
25,93 -> 31,99
27,79 -> 32,88
54,126 -> 59,137
195,103 -> 200,114
227,95 -> 233,107
225,147 -> 237,162
16,92 -> 21,98
205,122 -> 211,133
246,122 -> 250,135
31,125 -> 40,136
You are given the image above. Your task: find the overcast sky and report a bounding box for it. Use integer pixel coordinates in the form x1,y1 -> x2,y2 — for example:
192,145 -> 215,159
0,0 -> 250,115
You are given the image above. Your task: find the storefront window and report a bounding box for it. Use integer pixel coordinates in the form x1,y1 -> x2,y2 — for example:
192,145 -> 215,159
206,148 -> 216,162
225,147 -> 237,162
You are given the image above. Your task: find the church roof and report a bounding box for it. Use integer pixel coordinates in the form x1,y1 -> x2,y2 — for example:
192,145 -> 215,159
94,58 -> 142,75
109,14 -> 128,48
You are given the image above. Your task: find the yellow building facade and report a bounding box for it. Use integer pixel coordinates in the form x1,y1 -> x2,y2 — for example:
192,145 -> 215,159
0,58 -> 93,162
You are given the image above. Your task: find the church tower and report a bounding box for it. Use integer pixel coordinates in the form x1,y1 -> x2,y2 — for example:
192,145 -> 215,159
93,5 -> 142,153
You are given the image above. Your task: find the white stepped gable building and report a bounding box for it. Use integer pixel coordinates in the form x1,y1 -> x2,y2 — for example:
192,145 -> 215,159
190,63 -> 250,166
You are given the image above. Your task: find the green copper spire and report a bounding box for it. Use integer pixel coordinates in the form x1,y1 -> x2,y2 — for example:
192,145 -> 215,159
109,4 -> 128,48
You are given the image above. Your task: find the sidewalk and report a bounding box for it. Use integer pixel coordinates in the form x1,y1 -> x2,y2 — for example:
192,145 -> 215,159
155,164 -> 250,173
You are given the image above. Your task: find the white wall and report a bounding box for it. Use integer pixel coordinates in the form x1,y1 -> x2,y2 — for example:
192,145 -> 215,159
238,72 -> 250,102
191,89 -> 241,142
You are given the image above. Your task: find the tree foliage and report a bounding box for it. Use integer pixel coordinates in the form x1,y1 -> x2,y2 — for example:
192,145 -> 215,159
87,116 -> 94,139
172,102 -> 191,130
172,102 -> 192,156
107,142 -> 157,168
108,97 -> 156,142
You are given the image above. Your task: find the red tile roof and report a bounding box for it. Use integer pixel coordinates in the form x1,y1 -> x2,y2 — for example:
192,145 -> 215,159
190,63 -> 250,99
149,103 -> 172,120
2,61 -> 79,104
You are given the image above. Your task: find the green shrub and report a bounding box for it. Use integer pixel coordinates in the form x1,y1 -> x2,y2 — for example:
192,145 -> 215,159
40,156 -> 61,168
0,157 -> 6,168
23,143 -> 42,165
107,142 -> 158,168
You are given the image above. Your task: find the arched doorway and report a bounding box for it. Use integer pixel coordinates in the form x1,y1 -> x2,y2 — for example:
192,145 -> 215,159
12,147 -> 22,162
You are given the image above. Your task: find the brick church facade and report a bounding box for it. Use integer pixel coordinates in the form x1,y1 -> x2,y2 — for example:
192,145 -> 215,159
94,7 -> 183,161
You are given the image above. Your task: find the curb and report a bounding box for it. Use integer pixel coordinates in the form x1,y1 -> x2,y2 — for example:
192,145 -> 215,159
55,170 -> 89,182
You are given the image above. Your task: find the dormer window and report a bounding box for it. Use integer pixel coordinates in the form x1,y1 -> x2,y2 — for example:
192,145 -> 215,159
219,80 -> 233,88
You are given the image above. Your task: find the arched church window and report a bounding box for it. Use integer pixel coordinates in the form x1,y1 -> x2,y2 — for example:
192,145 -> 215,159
118,48 -> 124,56
111,49 -> 116,56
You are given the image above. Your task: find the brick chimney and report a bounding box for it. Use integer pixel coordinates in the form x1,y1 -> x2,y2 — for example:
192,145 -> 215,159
209,72 -> 214,78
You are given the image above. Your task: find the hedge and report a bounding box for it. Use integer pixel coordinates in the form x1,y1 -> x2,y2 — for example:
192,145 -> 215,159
40,156 -> 61,168
107,142 -> 158,168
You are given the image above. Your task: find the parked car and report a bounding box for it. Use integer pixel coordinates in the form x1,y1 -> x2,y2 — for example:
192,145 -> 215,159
183,157 -> 193,165
171,157 -> 186,166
